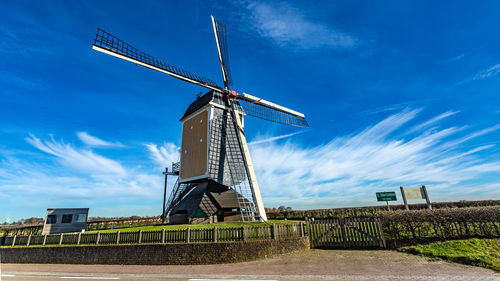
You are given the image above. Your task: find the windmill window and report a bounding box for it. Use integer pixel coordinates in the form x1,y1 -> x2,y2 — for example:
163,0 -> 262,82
46,215 -> 57,224
200,119 -> 203,123
184,150 -> 187,154
200,138 -> 203,142
190,125 -> 193,130
76,213 -> 87,223
61,214 -> 73,224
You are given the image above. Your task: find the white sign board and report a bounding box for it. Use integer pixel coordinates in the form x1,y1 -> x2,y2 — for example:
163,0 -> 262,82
400,185 -> 432,210
404,187 -> 425,200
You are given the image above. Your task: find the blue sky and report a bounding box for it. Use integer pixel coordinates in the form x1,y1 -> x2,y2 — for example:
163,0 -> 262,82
1,1 -> 499,221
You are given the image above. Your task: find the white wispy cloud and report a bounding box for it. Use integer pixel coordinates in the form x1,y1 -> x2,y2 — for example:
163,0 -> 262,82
3,110 -> 499,218
145,142 -> 179,168
473,64 -> 500,80
454,63 -> 500,87
0,155 -> 162,218
26,134 -> 126,176
444,124 -> 500,149
248,130 -> 307,145
442,53 -> 465,64
408,110 -> 459,133
241,2 -> 356,50
250,109 -> 500,209
1,134 -> 169,219
77,132 -> 124,148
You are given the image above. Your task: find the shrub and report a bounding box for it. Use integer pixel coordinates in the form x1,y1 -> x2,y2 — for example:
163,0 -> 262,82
379,206 -> 500,246
266,200 -> 500,220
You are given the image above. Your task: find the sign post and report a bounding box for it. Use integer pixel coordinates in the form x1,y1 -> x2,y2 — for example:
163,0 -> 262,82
400,186 -> 409,210
376,192 -> 397,211
422,185 -> 432,210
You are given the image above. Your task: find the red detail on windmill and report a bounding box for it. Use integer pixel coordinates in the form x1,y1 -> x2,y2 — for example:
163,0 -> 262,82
228,90 -> 238,99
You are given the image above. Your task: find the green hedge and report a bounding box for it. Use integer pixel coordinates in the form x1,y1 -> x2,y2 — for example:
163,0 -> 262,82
267,200 -> 500,220
379,206 -> 500,247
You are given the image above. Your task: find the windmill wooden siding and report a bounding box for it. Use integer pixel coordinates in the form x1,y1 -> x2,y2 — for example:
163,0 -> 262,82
180,109 -> 209,181
179,95 -> 245,186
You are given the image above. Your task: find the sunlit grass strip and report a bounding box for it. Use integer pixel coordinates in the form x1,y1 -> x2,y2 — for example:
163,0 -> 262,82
82,220 -> 299,234
400,238 -> 500,272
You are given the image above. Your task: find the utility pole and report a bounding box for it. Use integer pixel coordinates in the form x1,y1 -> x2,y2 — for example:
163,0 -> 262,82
162,168 -> 168,224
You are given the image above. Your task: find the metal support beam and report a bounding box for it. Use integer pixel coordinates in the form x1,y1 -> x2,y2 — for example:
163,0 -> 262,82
230,102 -> 268,222
162,168 -> 168,224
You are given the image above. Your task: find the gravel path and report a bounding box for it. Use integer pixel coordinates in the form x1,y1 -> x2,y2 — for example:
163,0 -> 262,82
2,249 -> 498,280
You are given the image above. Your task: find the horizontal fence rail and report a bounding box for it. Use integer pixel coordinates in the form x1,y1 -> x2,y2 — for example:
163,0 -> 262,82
307,217 -> 386,249
0,223 -> 305,248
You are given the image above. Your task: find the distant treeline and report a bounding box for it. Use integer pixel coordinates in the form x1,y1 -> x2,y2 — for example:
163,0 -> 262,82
86,216 -> 161,231
266,200 -> 500,220
87,216 -> 160,223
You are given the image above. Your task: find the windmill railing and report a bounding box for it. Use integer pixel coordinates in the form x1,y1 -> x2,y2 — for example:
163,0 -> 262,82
0,223 -> 305,247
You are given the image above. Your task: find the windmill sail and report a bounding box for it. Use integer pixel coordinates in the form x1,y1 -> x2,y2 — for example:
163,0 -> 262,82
211,16 -> 233,88
92,28 -> 223,92
237,93 -> 309,128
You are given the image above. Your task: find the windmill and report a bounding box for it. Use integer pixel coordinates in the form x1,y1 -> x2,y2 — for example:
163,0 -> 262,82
92,16 -> 309,223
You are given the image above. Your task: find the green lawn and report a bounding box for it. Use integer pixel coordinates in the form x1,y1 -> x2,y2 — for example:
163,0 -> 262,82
83,220 -> 300,233
400,238 -> 500,272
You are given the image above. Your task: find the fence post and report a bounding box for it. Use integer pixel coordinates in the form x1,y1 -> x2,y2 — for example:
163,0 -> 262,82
116,231 -> 120,244
422,185 -> 432,210
243,226 -> 248,242
42,234 -> 47,246
213,227 -> 217,242
161,228 -> 165,243
300,222 -> 305,237
138,230 -> 142,244
376,218 -> 386,248
340,218 -> 347,248
272,224 -> 278,240
77,233 -> 82,245
59,233 -> 63,245
96,232 -> 101,245
27,234 -> 32,247
306,219 -> 311,247
12,235 -> 17,247
186,227 -> 190,243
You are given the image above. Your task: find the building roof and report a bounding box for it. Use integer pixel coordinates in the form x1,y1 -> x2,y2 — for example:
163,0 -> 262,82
181,90 -> 244,120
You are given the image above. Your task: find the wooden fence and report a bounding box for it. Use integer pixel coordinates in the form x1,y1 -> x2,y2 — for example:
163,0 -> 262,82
0,219 -> 387,249
306,217 -> 386,248
0,224 -> 303,247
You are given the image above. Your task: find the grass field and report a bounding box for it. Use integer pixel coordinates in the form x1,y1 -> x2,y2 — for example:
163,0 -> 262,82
400,238 -> 500,272
83,220 -> 300,233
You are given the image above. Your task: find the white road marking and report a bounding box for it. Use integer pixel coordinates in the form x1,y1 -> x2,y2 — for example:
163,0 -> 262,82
189,279 -> 278,281
1,275 -> 16,277
60,277 -> 120,280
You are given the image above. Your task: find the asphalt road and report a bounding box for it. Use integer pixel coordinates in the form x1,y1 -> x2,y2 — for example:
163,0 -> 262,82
1,249 -> 499,281
1,273 -> 500,281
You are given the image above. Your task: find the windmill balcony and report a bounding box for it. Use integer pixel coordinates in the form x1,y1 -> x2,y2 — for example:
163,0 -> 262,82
172,162 -> 180,174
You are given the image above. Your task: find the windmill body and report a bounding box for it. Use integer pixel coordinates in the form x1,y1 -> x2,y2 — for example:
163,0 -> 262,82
92,16 -> 308,223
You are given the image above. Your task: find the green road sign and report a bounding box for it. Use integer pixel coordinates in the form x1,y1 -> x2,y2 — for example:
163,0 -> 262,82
376,192 -> 397,201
